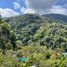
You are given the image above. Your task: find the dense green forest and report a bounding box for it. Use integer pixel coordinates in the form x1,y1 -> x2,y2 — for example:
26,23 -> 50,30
0,14 -> 67,67
0,16 -> 16,50
5,14 -> 67,51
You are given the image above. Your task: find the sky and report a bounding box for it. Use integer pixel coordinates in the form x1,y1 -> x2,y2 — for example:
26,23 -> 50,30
0,0 -> 67,17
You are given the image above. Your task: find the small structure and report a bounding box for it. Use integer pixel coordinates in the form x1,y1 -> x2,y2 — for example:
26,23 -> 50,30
18,57 -> 29,62
18,53 -> 29,62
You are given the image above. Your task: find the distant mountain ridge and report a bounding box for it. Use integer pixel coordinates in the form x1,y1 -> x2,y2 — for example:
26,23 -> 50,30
44,14 -> 67,23
4,13 -> 67,23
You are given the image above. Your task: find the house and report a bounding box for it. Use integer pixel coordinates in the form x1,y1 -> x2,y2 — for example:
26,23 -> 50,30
18,57 -> 29,62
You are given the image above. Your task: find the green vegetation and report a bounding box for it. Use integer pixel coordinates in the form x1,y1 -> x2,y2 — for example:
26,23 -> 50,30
0,14 -> 67,67
0,46 -> 67,67
5,14 -> 67,51
0,17 -> 16,50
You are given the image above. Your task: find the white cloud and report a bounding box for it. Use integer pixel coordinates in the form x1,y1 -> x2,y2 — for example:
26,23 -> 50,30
33,5 -> 67,15
49,5 -> 67,15
0,8 -> 20,17
23,0 -> 67,15
23,8 -> 35,14
20,7 -> 26,13
13,2 -> 21,9
20,7 -> 35,14
25,0 -> 58,11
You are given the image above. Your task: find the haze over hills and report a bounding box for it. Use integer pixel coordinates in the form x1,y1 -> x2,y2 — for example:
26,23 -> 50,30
4,13 -> 67,23
44,14 -> 67,23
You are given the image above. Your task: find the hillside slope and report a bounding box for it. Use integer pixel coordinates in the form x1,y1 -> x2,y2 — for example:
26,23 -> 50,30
5,14 -> 67,50
0,17 -> 16,50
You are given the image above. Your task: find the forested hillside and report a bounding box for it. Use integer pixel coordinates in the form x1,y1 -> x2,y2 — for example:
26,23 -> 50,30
0,14 -> 67,67
5,14 -> 67,51
0,16 -> 16,50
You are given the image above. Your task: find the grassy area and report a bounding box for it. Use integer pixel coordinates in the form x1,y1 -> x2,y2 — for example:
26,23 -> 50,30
0,46 -> 67,67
